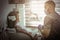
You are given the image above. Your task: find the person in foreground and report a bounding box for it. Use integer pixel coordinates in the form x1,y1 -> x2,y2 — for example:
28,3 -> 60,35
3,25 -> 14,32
38,0 -> 60,40
3,8 -> 33,40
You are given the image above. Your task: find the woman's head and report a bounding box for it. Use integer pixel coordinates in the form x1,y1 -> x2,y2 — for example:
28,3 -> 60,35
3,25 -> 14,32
44,1 -> 56,15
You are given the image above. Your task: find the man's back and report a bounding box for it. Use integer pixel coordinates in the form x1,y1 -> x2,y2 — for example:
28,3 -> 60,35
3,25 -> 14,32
6,28 -> 33,40
7,32 -> 32,40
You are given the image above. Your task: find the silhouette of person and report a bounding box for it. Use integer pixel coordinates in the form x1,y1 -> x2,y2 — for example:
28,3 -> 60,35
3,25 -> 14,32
38,1 -> 60,40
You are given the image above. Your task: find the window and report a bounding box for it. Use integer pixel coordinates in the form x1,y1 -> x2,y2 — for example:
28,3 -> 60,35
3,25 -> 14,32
24,0 -> 46,27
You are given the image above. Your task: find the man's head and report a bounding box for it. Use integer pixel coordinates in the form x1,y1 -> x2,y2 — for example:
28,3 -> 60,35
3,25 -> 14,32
44,1 -> 56,15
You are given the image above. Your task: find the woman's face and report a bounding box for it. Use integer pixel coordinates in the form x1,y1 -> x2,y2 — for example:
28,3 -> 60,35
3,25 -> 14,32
44,4 -> 55,15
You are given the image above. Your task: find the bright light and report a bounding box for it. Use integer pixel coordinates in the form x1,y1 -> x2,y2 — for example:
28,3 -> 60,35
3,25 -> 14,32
30,1 -> 44,13
29,0 -> 46,25
30,1 -> 40,13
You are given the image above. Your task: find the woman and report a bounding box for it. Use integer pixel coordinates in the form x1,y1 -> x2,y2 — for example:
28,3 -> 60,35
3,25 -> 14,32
39,1 -> 60,40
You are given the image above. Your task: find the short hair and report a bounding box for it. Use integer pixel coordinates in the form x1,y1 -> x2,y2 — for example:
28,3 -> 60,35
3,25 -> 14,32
45,1 -> 56,8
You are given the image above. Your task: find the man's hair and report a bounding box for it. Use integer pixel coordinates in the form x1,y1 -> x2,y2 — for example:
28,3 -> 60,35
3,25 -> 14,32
45,1 -> 55,8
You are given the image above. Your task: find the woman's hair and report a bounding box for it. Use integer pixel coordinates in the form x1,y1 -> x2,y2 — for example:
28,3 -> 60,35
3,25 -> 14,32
45,1 -> 55,8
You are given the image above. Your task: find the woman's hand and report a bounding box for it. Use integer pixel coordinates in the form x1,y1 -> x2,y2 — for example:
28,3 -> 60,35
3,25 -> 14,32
38,24 -> 43,31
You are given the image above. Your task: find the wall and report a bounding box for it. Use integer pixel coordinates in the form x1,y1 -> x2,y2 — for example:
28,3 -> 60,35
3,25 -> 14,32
0,0 -> 25,29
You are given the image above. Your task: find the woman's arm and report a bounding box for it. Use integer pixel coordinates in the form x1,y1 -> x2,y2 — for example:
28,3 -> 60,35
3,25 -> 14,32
39,16 -> 53,38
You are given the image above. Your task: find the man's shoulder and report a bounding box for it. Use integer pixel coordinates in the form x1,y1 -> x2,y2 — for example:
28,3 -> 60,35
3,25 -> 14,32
44,16 -> 55,23
44,16 -> 53,20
